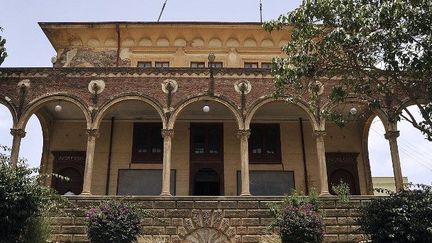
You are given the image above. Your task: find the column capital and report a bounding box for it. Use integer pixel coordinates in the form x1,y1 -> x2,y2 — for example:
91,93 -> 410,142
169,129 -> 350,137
161,129 -> 175,138
237,129 -> 251,140
86,129 -> 99,138
385,130 -> 400,140
313,130 -> 326,138
10,128 -> 26,138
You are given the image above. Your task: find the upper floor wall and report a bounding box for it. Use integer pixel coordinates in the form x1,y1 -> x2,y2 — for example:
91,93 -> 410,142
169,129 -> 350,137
40,22 -> 291,68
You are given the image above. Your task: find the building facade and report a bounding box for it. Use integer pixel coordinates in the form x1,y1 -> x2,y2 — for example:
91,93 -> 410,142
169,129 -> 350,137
0,22 -> 404,197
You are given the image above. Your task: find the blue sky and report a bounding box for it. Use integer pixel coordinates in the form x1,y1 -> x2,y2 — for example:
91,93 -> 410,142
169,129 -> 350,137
0,0 -> 431,185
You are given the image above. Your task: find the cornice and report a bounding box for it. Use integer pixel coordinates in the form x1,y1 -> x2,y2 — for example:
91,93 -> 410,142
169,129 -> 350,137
0,67 -> 273,79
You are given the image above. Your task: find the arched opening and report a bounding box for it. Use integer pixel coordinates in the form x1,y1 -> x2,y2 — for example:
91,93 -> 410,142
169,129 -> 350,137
172,98 -> 241,196
329,169 -> 358,195
193,168 -> 221,196
54,167 -> 83,195
368,105 -> 432,194
0,103 -> 14,156
19,98 -> 89,194
96,99 -> 165,195
246,100 -> 314,195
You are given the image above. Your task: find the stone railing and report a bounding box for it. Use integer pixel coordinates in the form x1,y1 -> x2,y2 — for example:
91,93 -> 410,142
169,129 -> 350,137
49,196 -> 373,243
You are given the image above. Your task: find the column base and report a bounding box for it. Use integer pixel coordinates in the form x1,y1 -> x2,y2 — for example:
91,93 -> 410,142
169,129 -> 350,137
319,191 -> 332,197
160,192 -> 172,196
80,192 -> 92,196
240,192 -> 252,196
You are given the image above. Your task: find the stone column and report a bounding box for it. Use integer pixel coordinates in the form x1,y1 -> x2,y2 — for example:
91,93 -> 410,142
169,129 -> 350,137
10,128 -> 26,168
161,129 -> 174,196
385,130 -> 403,191
314,130 -> 330,195
81,129 -> 98,195
237,130 -> 251,196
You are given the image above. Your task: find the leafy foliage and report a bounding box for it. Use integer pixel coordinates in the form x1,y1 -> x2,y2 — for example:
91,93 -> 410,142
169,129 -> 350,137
358,184 -> 432,242
269,190 -> 324,243
0,146 -> 68,242
264,0 -> 432,140
0,27 -> 6,65
86,200 -> 142,243
331,179 -> 351,202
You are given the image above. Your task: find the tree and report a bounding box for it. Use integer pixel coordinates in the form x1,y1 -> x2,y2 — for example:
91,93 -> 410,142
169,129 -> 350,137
0,146 -> 67,242
264,0 -> 432,140
0,27 -> 6,65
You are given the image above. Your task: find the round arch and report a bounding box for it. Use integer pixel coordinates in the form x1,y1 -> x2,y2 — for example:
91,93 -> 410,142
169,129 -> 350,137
93,95 -> 167,129
245,96 -> 319,130
168,95 -> 243,130
0,98 -> 18,125
395,98 -> 430,126
322,99 -> 391,132
17,94 -> 91,130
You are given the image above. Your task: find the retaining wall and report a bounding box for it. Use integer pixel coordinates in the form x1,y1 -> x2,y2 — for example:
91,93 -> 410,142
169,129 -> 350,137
50,196 -> 372,243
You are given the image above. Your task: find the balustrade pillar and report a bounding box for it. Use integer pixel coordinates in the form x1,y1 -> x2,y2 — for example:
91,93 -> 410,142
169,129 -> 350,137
161,129 -> 174,196
81,129 -> 98,195
10,128 -> 26,168
314,130 -> 330,195
238,130 -> 251,196
385,130 -> 403,191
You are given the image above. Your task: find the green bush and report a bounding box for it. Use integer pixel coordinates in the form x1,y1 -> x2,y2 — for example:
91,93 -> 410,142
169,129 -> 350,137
269,190 -> 324,243
86,200 -> 142,243
21,217 -> 51,243
358,184 -> 432,242
0,146 -> 67,242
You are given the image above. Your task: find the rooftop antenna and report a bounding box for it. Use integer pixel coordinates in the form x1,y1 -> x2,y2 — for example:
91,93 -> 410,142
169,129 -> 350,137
157,0 -> 168,22
260,0 -> 263,23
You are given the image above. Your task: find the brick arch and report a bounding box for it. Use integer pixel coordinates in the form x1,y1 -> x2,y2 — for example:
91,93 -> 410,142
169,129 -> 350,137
168,95 -> 243,130
17,94 -> 92,130
0,98 -> 18,125
395,98 -> 430,121
245,96 -> 319,130
93,94 -> 167,129
323,99 -> 390,131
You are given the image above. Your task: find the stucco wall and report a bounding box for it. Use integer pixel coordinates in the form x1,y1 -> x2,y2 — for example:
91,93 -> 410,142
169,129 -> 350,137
47,120 -> 366,196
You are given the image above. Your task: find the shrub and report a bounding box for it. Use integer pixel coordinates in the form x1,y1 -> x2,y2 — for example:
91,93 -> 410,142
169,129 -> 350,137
358,184 -> 432,242
0,146 -> 67,242
269,190 -> 324,243
332,179 -> 351,202
86,200 -> 142,243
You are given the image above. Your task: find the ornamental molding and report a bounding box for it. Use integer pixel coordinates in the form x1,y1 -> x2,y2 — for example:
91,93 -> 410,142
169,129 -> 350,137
179,209 -> 235,243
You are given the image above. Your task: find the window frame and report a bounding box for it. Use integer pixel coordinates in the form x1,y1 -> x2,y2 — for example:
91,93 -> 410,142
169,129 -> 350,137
249,123 -> 282,163
244,62 -> 259,68
190,123 -> 224,162
155,61 -> 170,68
209,62 -> 223,68
137,61 -> 152,68
261,62 -> 272,69
131,123 -> 163,163
190,62 -> 206,68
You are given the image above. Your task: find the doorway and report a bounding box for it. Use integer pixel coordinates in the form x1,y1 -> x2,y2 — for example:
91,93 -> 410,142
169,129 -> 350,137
190,123 -> 224,195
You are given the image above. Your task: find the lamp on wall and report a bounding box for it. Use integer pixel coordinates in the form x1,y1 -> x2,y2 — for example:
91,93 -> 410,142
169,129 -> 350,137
349,107 -> 358,115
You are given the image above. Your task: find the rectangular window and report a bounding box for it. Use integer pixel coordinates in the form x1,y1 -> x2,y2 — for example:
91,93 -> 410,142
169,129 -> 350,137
137,61 -> 152,68
117,169 -> 176,195
244,62 -> 259,68
190,62 -> 205,68
261,62 -> 272,69
209,62 -> 223,68
155,61 -> 170,68
190,123 -> 223,162
249,124 -> 281,163
132,123 -> 163,163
